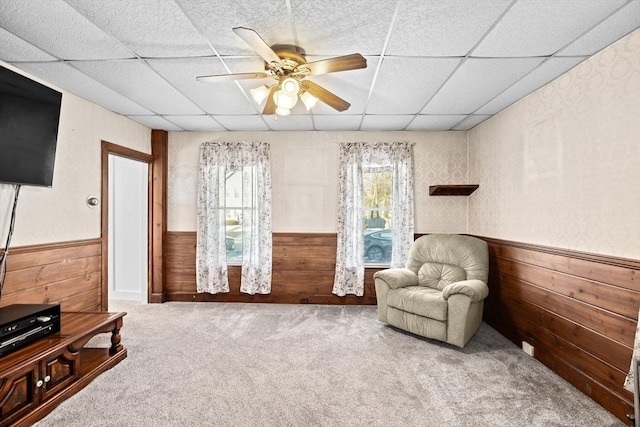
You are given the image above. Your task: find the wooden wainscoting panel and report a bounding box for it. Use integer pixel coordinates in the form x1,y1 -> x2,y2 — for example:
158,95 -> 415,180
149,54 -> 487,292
499,274 -> 635,346
478,236 -> 640,426
0,239 -> 103,312
495,257 -> 640,319
5,256 -> 101,295
163,232 -> 379,304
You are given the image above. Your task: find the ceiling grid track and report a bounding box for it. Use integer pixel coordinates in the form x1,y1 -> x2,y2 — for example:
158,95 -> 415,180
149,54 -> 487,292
172,0 -> 264,130
59,0 -> 212,131
405,0 -> 519,131
357,0 -> 403,131
1,0 -> 637,132
466,0 -> 635,121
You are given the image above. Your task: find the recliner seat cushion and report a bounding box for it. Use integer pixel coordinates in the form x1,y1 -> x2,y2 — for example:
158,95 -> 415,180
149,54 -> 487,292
387,286 -> 447,321
418,262 -> 466,291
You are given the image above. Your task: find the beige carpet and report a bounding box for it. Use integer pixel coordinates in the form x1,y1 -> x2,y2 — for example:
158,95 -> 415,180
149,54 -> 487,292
35,301 -> 623,426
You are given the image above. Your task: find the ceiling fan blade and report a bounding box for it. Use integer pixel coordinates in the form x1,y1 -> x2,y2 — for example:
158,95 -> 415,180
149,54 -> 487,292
196,72 -> 270,83
262,86 -> 278,115
298,54 -> 367,76
232,27 -> 281,65
300,80 -> 351,112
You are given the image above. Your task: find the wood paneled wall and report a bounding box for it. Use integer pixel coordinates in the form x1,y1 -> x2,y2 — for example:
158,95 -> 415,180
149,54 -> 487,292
164,232 -> 378,304
0,239 -> 102,312
480,236 -> 639,425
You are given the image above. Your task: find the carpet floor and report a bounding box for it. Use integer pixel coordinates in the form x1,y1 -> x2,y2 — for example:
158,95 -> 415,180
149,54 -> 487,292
34,301 -> 624,426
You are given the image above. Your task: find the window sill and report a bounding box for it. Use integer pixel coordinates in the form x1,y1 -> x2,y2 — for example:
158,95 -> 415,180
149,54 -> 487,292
365,263 -> 390,269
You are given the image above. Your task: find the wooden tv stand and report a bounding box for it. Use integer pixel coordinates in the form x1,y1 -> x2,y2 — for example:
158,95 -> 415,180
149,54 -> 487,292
0,311 -> 126,426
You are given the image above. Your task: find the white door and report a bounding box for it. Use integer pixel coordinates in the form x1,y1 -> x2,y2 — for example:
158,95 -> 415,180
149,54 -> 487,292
108,154 -> 148,303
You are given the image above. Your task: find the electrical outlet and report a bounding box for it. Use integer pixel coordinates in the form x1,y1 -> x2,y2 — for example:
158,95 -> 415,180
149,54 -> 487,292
522,341 -> 535,357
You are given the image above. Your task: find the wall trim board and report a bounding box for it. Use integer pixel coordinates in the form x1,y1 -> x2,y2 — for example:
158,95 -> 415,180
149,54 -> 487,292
150,131 -> 168,308
475,235 -> 639,425
0,237 -> 102,257
0,238 -> 103,312
477,236 -> 640,277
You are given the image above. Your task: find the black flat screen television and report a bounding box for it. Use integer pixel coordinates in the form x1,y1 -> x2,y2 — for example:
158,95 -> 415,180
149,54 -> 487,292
0,65 -> 62,187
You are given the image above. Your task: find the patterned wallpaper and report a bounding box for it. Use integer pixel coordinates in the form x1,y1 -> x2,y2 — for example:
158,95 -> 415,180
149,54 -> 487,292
0,62 -> 151,247
167,131 -> 470,234
468,29 -> 640,259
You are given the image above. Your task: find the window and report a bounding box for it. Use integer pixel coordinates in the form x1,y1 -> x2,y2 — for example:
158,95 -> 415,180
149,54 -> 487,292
363,167 -> 392,264
223,170 -> 244,264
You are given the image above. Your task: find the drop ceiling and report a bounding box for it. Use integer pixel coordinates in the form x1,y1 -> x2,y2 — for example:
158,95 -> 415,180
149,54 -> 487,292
1,0 -> 638,132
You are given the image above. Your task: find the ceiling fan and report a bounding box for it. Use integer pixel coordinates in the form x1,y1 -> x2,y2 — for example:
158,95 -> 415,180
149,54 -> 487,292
196,27 -> 367,116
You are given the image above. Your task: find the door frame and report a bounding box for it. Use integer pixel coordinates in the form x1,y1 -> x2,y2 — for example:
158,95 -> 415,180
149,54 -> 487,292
101,141 -> 153,310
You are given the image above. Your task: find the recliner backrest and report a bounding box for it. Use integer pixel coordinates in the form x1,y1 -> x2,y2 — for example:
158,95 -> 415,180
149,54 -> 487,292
406,234 -> 489,289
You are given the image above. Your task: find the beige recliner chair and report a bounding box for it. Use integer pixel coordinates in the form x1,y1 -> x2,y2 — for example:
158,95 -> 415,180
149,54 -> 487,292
374,234 -> 489,348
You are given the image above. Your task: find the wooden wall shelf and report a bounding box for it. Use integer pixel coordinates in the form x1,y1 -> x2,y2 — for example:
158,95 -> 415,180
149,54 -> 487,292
429,185 -> 479,196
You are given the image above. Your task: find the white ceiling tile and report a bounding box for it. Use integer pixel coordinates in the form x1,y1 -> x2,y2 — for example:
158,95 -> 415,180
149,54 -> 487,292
263,115 -> 314,131
212,115 -> 270,131
11,61 -> 153,115
476,57 -> 586,114
164,115 -> 227,131
178,0 -> 292,56
290,0 -> 397,56
387,0 -> 511,56
473,0 -> 628,57
422,58 -> 544,114
127,115 -> 183,131
367,57 -> 460,114
361,115 -> 413,131
406,115 -> 467,131
148,57 -> 259,114
64,0 -> 213,58
0,0 -> 132,60
313,115 -> 363,131
0,28 -> 57,62
452,115 -> 491,131
558,1 -> 640,56
71,59 -> 202,115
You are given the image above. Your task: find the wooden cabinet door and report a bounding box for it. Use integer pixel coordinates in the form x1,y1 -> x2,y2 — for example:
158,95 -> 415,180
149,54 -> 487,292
40,350 -> 78,401
0,362 -> 39,427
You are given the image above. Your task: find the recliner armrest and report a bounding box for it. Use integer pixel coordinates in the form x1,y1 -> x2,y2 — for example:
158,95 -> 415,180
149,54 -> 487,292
442,279 -> 489,302
373,268 -> 418,289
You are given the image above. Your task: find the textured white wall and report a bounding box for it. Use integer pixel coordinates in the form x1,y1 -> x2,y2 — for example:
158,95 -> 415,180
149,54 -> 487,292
0,62 -> 151,247
468,30 -> 640,259
168,130 -> 469,234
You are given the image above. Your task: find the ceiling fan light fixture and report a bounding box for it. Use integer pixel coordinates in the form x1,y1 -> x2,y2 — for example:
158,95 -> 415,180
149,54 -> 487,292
300,91 -> 319,110
273,89 -> 298,110
250,85 -> 270,104
275,107 -> 291,116
280,77 -> 299,95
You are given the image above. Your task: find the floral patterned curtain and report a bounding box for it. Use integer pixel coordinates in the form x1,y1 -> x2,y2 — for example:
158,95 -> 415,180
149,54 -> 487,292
389,142 -> 415,268
196,141 -> 272,295
333,142 -> 415,296
624,308 -> 640,394
333,143 -> 365,297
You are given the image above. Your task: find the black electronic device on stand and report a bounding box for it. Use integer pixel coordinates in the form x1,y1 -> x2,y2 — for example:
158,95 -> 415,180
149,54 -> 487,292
0,304 -> 61,357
